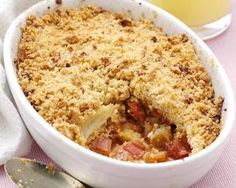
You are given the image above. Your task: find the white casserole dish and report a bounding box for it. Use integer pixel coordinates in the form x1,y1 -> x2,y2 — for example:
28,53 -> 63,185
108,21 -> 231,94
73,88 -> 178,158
3,0 -> 235,187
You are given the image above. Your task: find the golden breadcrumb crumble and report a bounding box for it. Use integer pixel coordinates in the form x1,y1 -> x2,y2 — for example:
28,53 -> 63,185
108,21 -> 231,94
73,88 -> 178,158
15,5 -> 223,162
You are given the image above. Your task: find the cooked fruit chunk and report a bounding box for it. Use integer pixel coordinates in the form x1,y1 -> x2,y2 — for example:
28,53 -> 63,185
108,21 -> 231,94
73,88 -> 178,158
123,141 -> 145,160
119,128 -> 141,142
127,101 -> 145,123
122,122 -> 142,133
143,149 -> 168,163
165,136 -> 191,159
148,126 -> 171,148
90,136 -> 112,156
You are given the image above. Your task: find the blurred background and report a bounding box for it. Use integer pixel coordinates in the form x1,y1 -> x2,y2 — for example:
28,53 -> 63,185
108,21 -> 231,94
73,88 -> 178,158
149,0 -> 232,40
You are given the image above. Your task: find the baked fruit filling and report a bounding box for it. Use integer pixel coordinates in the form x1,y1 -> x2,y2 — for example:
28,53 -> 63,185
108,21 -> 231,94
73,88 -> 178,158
88,98 -> 191,162
15,5 -> 223,163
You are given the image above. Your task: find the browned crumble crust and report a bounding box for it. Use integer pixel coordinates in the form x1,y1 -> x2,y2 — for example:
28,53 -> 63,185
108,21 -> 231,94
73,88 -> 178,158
15,5 -> 223,154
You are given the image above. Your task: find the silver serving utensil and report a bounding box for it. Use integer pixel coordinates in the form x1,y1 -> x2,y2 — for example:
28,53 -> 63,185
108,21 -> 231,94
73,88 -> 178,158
4,158 -> 89,188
